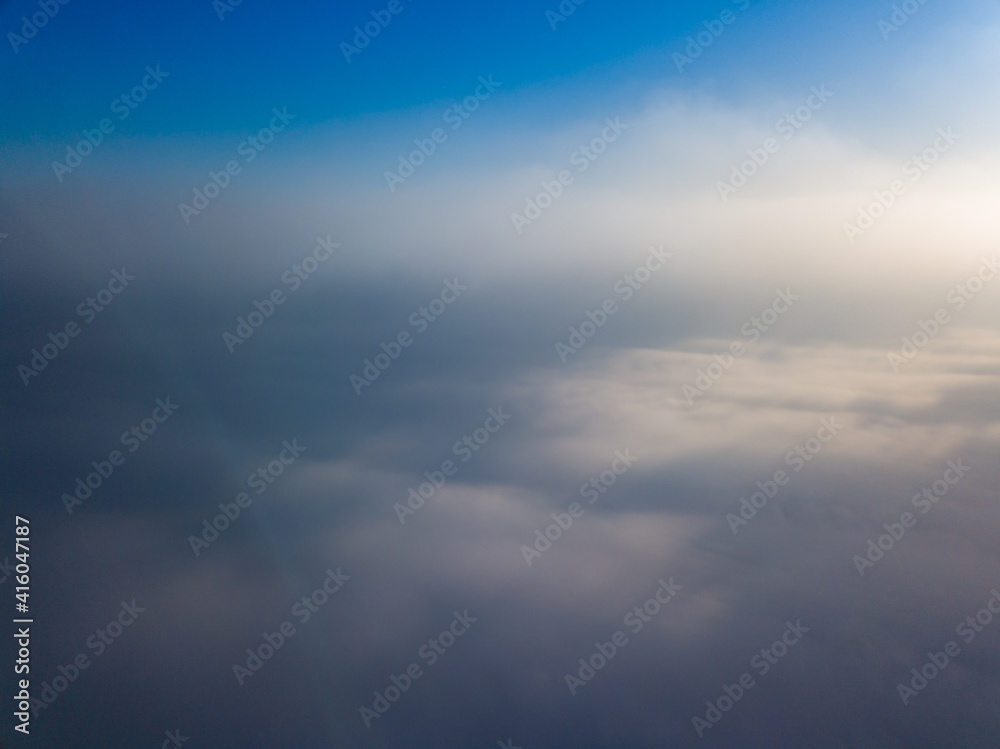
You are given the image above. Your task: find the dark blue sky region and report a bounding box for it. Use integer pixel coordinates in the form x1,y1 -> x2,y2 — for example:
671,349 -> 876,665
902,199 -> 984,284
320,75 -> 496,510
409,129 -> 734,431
0,0 -> 984,141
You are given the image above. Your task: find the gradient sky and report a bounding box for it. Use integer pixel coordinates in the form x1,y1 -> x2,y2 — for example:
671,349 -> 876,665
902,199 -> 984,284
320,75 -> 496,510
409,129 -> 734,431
2,1 -> 1000,748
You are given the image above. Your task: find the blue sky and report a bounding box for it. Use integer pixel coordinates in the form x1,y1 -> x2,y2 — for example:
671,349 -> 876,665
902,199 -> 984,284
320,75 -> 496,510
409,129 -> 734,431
1,0 -> 986,141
